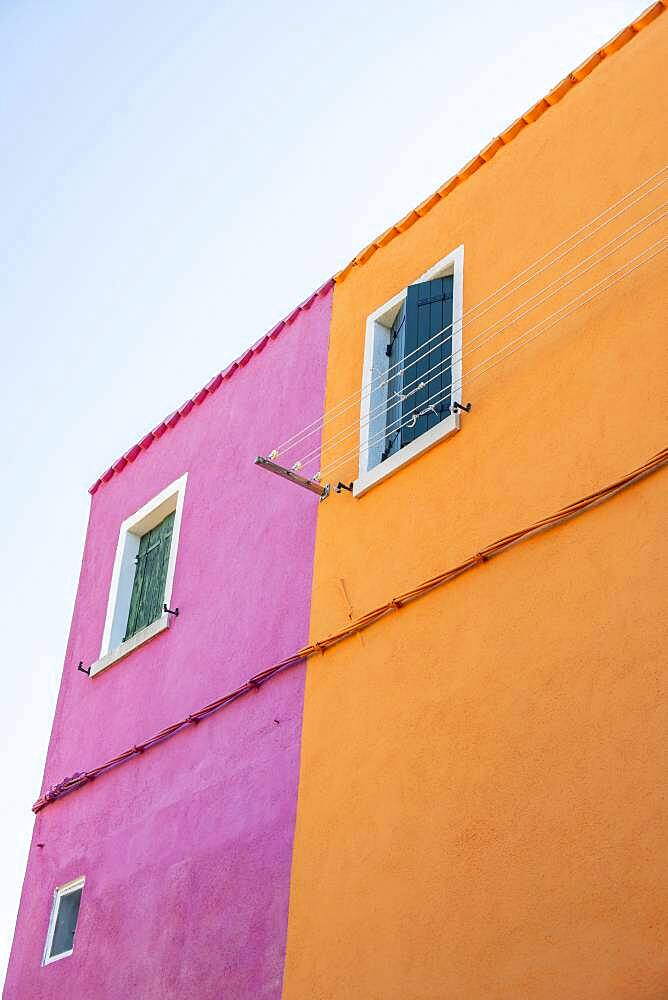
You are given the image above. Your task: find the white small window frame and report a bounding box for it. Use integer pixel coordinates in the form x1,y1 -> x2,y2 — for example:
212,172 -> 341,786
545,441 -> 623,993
42,876 -> 85,966
354,245 -> 464,497
91,473 -> 188,678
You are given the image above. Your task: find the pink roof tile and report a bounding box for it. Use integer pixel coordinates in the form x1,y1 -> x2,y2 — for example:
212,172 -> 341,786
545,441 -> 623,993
251,335 -> 269,353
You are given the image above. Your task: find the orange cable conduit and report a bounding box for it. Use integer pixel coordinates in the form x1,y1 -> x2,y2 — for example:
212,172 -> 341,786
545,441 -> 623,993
33,445 -> 668,813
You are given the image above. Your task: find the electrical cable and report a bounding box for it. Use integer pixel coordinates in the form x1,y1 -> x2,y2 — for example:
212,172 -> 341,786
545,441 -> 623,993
33,444 -> 668,813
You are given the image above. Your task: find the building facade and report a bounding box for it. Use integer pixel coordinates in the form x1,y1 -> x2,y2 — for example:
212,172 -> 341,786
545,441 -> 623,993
3,285 -> 333,998
5,4 -> 667,998
282,5 -> 668,998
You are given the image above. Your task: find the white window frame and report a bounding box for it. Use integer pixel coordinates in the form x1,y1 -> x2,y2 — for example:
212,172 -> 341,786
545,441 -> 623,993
90,473 -> 188,678
42,876 -> 85,966
354,245 -> 464,497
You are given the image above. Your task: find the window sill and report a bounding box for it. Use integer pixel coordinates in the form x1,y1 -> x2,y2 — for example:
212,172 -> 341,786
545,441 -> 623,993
43,949 -> 73,966
89,614 -> 171,678
353,412 -> 460,497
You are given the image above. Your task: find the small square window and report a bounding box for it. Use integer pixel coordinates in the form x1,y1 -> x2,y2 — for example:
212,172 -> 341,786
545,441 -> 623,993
43,877 -> 84,965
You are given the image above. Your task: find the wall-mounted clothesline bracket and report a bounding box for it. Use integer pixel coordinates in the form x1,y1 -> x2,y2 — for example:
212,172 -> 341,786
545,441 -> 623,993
254,456 -> 330,500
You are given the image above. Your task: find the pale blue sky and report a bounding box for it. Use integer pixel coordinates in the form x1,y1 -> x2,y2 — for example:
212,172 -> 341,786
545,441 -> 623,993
0,0 -> 644,979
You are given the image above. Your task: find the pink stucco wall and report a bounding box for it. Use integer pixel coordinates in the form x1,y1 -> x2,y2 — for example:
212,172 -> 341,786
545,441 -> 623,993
4,288 -> 332,1000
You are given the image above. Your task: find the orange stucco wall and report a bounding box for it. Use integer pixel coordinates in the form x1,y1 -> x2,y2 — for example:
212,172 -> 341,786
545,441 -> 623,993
283,12 -> 668,1000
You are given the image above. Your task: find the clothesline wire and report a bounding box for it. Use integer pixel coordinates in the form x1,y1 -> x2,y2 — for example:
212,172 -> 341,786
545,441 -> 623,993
292,204 -> 667,471
319,237 -> 666,478
317,236 -> 667,480
272,165 -> 667,459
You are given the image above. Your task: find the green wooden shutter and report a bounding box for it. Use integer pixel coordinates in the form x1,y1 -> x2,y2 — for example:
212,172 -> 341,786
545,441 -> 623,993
124,511 -> 175,641
400,275 -> 454,448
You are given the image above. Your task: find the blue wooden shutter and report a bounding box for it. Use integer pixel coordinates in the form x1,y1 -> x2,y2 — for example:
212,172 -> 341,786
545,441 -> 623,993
382,302 -> 406,461
400,275 -> 454,447
124,511 -> 175,641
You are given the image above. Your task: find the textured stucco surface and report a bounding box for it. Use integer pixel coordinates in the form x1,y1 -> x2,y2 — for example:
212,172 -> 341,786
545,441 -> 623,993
4,289 -> 331,999
283,15 -> 668,1000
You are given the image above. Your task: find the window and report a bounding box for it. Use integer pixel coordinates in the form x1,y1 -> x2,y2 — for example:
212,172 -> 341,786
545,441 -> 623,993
356,246 -> 463,496
43,877 -> 84,965
91,473 -> 187,677
382,275 -> 455,462
124,510 -> 175,641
